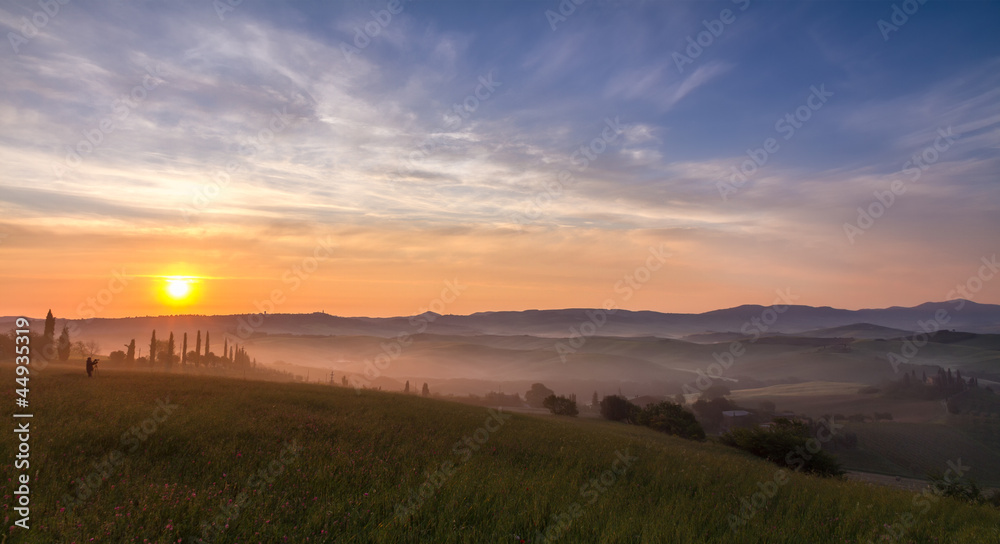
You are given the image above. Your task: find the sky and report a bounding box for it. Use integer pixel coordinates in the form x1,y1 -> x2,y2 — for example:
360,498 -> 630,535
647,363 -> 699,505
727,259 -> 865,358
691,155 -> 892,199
1,0 -> 999,319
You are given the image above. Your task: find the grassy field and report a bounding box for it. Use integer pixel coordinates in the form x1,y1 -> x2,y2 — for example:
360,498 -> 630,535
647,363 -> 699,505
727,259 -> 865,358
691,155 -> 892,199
837,422 -> 1000,487
3,365 -> 1000,543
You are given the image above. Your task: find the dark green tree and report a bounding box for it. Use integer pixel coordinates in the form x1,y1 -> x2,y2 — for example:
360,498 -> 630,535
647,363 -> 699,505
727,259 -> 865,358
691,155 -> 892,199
543,394 -> 579,416
636,402 -> 705,440
600,395 -> 639,422
720,419 -> 842,477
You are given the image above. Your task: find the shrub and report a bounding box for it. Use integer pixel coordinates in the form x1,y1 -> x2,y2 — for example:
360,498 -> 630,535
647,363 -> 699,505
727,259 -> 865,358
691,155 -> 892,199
600,395 -> 639,422
636,402 -> 705,440
542,394 -> 578,416
720,420 -> 843,477
525,383 -> 555,408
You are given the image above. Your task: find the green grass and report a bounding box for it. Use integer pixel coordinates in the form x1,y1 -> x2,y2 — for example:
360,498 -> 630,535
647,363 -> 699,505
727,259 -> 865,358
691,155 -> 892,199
3,365 -> 1000,543
837,422 -> 1000,487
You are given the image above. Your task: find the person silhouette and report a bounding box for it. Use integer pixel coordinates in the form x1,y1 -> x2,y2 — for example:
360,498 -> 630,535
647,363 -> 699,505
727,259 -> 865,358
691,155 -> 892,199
86,357 -> 96,377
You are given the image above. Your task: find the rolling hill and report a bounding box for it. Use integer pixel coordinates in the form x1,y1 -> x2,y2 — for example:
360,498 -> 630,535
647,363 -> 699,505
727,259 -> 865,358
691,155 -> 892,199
3,365 -> 998,543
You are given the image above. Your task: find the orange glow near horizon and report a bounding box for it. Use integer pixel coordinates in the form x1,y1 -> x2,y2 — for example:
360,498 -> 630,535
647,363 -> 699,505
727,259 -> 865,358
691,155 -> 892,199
2,221 -> 999,321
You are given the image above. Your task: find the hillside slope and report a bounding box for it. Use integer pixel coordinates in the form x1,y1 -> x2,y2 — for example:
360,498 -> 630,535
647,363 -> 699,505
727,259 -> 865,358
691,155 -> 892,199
2,366 -> 999,543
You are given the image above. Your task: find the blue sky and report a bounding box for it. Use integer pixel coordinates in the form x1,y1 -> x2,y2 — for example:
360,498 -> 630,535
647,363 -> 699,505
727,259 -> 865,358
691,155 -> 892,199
1,0 -> 999,317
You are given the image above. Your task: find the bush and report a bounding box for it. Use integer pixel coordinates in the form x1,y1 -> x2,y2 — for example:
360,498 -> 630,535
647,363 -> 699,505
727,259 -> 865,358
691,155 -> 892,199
599,395 -> 638,422
720,420 -> 843,477
691,396 -> 737,431
525,383 -> 555,408
542,394 -> 578,416
927,473 -> 1000,508
636,402 -> 705,440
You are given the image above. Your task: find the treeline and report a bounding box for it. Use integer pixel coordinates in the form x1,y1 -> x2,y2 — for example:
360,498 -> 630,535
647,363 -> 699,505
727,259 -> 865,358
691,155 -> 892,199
881,368 -> 989,401
109,329 -> 257,371
0,310 -> 80,363
599,395 -> 706,441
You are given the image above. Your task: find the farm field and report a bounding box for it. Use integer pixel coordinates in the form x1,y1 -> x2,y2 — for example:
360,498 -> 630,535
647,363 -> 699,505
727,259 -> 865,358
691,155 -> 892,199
837,422 -> 1000,488
725,381 -> 948,423
3,366 -> 1000,543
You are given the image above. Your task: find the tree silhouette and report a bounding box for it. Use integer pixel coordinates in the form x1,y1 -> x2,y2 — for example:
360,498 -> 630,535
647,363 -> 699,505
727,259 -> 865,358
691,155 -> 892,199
422,383 -> 430,397
43,309 -> 56,361
182,332 -> 188,366
404,380 -> 410,393
195,330 -> 202,365
57,324 -> 71,361
525,383 -> 555,408
43,309 -> 55,342
165,332 -> 175,370
592,391 -> 599,408
543,394 -> 579,416
205,331 -> 211,361
149,330 -> 157,366
125,339 -> 136,365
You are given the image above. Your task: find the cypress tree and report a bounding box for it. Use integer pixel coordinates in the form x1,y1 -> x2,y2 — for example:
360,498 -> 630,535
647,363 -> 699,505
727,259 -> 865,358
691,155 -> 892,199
166,332 -> 175,370
57,324 -> 71,361
149,330 -> 157,366
195,331 -> 202,365
43,309 -> 56,341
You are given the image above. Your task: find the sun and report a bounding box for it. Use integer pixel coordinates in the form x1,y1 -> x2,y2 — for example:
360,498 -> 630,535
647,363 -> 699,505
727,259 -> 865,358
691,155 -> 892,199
162,276 -> 195,304
166,278 -> 191,299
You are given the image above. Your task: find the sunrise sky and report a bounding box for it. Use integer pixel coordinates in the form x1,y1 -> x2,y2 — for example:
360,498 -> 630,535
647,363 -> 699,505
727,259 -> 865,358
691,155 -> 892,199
1,0 -> 999,319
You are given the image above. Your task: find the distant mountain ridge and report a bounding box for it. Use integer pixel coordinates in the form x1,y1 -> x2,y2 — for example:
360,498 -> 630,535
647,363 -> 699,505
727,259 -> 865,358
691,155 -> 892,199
5,299 -> 1000,341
